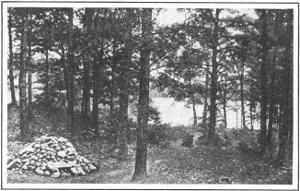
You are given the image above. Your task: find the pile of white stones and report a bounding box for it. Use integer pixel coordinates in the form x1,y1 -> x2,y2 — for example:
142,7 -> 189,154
7,135 -> 97,177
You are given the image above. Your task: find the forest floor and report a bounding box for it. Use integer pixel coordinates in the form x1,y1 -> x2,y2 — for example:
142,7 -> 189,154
6,105 -> 293,184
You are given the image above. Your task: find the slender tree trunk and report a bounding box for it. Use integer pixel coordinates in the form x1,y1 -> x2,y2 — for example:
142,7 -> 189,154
236,103 -> 239,129
276,10 -> 293,165
267,12 -> 278,147
132,8 -> 153,181
110,42 -> 116,115
117,60 -> 129,158
250,103 -> 254,131
192,94 -> 197,127
222,74 -> 227,128
44,49 -> 50,105
61,46 -> 69,111
19,15 -> 29,141
208,9 -> 220,142
8,11 -> 17,106
92,54 -> 101,134
240,62 -> 246,130
81,8 -> 94,123
81,56 -> 90,118
202,69 -> 209,131
223,89 -> 227,129
259,10 -> 268,153
67,9 -> 75,136
249,82 -> 255,131
26,14 -> 34,121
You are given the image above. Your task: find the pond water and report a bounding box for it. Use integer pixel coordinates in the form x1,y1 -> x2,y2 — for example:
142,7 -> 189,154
151,97 -> 260,129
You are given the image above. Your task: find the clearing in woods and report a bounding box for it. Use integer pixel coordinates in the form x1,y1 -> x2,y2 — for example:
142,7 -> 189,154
7,106 -> 292,184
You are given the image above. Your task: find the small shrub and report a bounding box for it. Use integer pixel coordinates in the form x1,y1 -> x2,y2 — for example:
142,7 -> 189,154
147,123 -> 171,146
167,125 -> 188,141
181,133 -> 194,147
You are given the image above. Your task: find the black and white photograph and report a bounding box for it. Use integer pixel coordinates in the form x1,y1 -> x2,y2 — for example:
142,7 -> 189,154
1,1 -> 299,190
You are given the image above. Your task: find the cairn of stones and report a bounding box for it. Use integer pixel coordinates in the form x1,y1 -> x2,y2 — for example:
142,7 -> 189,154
7,135 -> 97,177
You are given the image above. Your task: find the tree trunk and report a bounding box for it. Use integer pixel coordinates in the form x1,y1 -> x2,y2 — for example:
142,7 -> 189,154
26,14 -> 34,121
81,8 -> 94,123
202,68 -> 209,131
8,11 -> 17,106
132,8 -> 153,181
208,9 -> 220,142
117,63 -> 129,158
249,103 -> 254,131
45,49 -> 50,105
117,9 -> 135,159
110,42 -> 116,115
81,55 -> 90,119
259,10 -> 268,153
222,77 -> 227,129
67,9 -> 75,136
276,10 -> 293,165
92,54 -> 101,134
61,46 -> 69,110
19,14 -> 29,141
240,62 -> 246,130
267,12 -> 278,147
191,93 -> 197,127
249,82 -> 255,131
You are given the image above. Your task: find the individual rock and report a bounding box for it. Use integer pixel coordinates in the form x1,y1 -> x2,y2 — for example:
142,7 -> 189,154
41,165 -> 47,171
70,167 -> 78,176
82,165 -> 90,173
61,171 -> 71,177
7,158 -> 21,170
66,142 -> 73,148
31,155 -> 38,161
58,137 -> 67,143
35,168 -> 44,175
88,164 -> 97,171
57,151 -> 67,158
67,155 -> 76,161
47,160 -> 76,170
51,171 -> 60,178
82,158 -> 90,164
22,164 -> 28,170
44,170 -> 51,176
77,166 -> 85,176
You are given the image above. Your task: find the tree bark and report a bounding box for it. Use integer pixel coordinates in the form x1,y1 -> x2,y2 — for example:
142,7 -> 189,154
26,14 -> 34,121
92,53 -> 102,134
240,62 -> 246,130
259,10 -> 268,153
202,67 -> 209,131
208,9 -> 220,142
267,11 -> 278,147
44,49 -> 50,105
191,93 -> 197,127
249,82 -> 255,131
222,75 -> 227,129
67,9 -> 75,136
249,103 -> 254,131
61,46 -> 69,110
117,59 -> 129,158
81,8 -> 94,122
276,10 -> 293,165
117,9 -> 135,159
8,10 -> 17,106
132,8 -> 153,181
19,14 -> 29,141
110,42 -> 116,115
